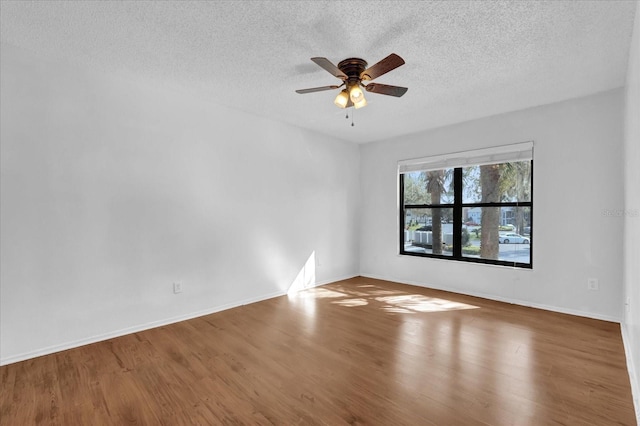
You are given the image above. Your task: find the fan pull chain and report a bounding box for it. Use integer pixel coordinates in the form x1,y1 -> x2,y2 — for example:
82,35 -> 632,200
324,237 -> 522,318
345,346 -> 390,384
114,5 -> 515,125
343,108 -> 355,126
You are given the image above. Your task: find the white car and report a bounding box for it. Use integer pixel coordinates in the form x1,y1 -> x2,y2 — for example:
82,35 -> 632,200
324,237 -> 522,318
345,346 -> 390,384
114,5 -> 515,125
498,233 -> 530,244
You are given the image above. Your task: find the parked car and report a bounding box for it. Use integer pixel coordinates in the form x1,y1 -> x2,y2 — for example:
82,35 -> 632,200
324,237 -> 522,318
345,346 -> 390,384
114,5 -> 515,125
417,225 -> 432,231
498,233 -> 530,244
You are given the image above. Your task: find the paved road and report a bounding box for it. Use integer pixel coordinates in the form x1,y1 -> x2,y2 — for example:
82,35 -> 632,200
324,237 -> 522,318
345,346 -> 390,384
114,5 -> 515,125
405,241 -> 531,264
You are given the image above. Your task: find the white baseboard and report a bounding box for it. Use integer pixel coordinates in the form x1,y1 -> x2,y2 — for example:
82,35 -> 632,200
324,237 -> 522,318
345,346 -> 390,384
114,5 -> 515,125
359,273 -> 622,323
0,274 -> 359,367
621,324 -> 640,423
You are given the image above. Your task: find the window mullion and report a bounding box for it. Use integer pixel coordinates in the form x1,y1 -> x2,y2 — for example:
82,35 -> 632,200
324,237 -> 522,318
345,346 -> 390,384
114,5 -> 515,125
453,168 -> 462,258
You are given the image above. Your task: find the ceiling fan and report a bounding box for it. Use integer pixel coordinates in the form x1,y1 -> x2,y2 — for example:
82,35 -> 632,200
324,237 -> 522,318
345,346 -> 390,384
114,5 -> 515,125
295,53 -> 408,110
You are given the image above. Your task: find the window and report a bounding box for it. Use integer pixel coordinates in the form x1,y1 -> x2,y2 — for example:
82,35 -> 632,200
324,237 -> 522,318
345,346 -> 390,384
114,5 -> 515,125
399,142 -> 533,268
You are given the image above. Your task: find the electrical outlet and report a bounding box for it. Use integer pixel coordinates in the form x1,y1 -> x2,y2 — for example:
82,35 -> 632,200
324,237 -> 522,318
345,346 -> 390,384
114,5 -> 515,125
173,282 -> 183,294
587,278 -> 599,291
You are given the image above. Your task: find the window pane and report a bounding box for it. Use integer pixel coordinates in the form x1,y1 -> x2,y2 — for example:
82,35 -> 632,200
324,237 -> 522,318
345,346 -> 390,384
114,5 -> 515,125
403,169 -> 455,205
505,206 -> 531,236
462,161 -> 531,203
462,207 -> 530,264
403,208 -> 454,256
403,172 -> 428,204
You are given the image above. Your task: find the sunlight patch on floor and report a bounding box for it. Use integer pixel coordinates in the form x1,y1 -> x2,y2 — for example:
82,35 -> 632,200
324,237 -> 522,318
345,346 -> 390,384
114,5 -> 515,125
333,298 -> 369,307
356,285 -> 402,296
294,280 -> 480,314
376,295 -> 479,313
320,284 -> 480,314
302,287 -> 349,299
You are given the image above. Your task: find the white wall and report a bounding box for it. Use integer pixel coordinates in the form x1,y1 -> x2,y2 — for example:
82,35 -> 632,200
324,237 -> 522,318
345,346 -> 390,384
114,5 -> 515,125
360,89 -> 625,321
623,2 -> 640,419
0,43 -> 360,364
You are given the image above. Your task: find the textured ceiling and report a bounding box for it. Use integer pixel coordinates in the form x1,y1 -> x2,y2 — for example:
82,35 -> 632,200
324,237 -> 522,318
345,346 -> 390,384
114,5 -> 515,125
1,1 -> 637,143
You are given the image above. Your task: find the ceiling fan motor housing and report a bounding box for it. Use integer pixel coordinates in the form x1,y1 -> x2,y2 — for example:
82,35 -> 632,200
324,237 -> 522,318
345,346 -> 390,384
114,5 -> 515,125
338,58 -> 368,85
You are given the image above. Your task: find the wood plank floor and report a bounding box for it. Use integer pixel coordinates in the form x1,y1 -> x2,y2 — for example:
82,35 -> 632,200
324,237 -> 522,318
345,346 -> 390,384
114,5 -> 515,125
1,276 -> 636,425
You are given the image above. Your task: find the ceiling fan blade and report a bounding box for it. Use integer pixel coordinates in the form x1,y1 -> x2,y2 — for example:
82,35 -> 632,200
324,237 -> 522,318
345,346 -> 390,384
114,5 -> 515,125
360,53 -> 405,81
311,57 -> 348,80
364,83 -> 408,97
296,85 -> 341,94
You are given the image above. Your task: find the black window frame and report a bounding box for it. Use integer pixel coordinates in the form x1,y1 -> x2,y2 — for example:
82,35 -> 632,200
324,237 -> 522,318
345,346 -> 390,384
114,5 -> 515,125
399,160 -> 533,269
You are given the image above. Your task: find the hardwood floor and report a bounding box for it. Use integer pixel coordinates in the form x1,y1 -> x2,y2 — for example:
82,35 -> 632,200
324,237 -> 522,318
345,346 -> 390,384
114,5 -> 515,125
1,276 -> 636,425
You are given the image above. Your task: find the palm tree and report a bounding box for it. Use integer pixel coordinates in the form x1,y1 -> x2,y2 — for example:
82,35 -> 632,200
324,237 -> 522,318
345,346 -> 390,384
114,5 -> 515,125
480,164 -> 500,259
425,170 -> 445,254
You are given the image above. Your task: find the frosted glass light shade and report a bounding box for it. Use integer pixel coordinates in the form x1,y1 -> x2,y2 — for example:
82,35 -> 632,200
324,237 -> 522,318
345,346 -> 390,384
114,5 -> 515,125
353,97 -> 367,109
334,90 -> 349,108
349,85 -> 364,103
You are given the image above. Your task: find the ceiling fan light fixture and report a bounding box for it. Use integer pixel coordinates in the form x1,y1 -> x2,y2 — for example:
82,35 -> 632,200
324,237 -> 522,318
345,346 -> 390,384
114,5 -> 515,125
334,90 -> 350,108
296,54 -> 406,114
353,96 -> 367,109
349,84 -> 364,104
